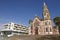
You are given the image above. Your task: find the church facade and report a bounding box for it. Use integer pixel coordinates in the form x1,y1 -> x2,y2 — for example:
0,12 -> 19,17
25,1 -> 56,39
29,3 -> 59,35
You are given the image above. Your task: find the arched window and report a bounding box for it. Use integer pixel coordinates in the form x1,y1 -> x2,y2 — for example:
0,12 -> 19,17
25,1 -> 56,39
34,20 -> 39,27
45,22 -> 48,25
46,27 -> 48,32
50,27 -> 52,32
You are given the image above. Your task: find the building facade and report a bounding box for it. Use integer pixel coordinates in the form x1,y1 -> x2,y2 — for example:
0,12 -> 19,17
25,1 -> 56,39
29,3 -> 59,35
0,3 -> 59,36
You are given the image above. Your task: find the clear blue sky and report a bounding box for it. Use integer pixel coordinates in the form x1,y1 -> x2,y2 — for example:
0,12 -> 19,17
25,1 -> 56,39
0,0 -> 60,27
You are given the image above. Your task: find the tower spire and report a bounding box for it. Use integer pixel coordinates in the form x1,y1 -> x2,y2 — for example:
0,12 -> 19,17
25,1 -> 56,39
43,2 -> 50,20
44,2 -> 46,6
43,2 -> 48,11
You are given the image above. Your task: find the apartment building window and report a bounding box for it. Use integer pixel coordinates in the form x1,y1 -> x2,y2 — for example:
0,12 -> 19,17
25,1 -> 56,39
5,26 -> 8,29
9,27 -> 10,29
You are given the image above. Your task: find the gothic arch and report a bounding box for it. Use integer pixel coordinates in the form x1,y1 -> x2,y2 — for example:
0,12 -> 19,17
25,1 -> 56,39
34,19 -> 40,35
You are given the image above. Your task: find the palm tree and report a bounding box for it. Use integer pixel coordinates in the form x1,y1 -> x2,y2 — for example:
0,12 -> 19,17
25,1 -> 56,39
53,17 -> 60,34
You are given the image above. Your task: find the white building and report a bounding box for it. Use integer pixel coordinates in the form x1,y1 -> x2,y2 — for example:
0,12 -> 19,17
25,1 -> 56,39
0,22 -> 28,37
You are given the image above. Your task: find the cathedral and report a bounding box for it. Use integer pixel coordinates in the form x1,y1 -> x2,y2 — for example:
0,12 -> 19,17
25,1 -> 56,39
28,3 -> 59,35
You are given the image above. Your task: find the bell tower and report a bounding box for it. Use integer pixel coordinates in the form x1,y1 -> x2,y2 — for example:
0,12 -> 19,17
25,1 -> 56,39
43,2 -> 50,20
42,2 -> 53,34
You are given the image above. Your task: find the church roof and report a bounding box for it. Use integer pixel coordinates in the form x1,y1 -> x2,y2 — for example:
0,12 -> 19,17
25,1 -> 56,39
34,14 -> 41,20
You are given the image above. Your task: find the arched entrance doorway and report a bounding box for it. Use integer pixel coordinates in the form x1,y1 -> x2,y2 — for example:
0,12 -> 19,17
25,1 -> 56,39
35,27 -> 38,35
34,19 -> 40,35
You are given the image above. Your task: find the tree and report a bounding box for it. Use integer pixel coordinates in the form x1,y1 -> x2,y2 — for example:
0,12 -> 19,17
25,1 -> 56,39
29,19 -> 33,24
53,17 -> 60,34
